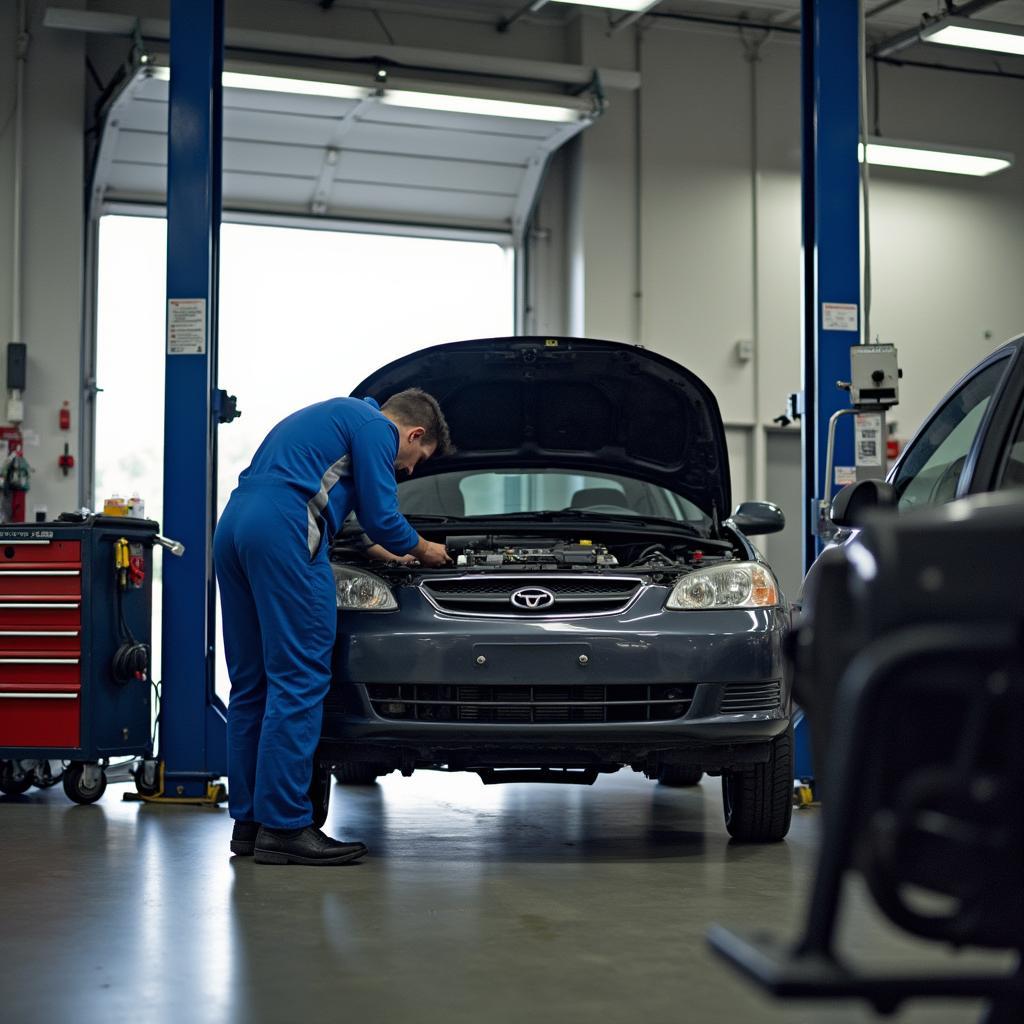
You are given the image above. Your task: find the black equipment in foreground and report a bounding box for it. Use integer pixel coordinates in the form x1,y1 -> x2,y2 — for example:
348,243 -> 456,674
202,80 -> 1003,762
708,490 -> 1024,1022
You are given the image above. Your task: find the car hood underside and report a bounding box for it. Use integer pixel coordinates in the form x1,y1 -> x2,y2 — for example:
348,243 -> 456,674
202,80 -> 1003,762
352,336 -> 731,518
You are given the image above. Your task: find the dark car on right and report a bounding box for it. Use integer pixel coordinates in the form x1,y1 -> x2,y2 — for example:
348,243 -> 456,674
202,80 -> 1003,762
819,334 -> 1024,544
797,335 -> 1024,771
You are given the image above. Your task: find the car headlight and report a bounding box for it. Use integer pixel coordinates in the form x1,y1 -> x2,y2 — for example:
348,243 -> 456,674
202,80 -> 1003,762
666,561 -> 779,610
332,565 -> 397,611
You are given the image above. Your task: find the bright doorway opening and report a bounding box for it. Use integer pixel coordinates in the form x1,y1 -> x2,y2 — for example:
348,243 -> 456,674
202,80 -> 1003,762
95,214 -> 515,701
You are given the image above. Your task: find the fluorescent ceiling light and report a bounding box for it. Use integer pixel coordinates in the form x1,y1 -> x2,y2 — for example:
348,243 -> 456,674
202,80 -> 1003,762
858,138 -> 1013,177
147,66 -> 584,122
548,0 -> 659,11
150,66 -> 368,101
378,88 -> 580,122
920,17 -> 1024,57
222,71 -> 366,100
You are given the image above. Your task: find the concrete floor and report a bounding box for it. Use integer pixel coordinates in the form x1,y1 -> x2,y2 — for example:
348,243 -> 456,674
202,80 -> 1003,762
0,770 -> 1008,1024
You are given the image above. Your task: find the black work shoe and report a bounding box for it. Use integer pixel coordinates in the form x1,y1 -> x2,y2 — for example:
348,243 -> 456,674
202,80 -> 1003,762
253,825 -> 368,866
230,820 -> 260,856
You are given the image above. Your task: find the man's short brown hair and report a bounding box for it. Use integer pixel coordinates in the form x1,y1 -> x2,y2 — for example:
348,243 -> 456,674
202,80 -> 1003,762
381,388 -> 453,456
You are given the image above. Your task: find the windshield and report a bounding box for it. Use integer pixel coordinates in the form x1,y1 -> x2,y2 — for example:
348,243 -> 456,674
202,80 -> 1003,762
398,468 -> 710,526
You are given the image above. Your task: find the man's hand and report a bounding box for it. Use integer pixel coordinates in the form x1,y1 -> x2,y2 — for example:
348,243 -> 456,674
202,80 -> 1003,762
411,536 -> 453,567
365,543 -> 417,564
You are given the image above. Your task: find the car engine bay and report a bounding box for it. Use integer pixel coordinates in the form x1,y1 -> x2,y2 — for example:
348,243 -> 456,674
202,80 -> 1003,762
333,524 -> 742,580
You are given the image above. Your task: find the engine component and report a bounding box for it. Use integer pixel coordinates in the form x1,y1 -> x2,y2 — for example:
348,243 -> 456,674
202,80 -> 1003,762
448,535 -> 619,568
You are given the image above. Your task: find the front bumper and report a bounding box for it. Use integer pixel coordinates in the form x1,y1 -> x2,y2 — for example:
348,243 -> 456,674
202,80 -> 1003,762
321,587 -> 790,768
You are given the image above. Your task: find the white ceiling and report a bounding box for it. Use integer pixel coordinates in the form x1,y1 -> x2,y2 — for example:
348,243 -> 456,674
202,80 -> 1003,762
341,0 -> 1024,38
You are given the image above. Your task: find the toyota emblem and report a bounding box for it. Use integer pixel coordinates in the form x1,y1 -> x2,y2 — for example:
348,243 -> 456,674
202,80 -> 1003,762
510,587 -> 556,611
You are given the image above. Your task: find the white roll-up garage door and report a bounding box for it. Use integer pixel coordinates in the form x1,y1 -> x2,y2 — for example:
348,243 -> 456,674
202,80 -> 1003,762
90,58 -> 604,241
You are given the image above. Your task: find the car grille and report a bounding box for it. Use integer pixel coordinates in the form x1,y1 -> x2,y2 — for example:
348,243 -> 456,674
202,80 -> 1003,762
419,575 -> 644,617
366,683 -> 695,723
720,681 -> 783,713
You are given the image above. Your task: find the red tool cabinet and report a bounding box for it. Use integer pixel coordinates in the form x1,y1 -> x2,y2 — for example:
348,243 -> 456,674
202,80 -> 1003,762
0,516 -> 155,801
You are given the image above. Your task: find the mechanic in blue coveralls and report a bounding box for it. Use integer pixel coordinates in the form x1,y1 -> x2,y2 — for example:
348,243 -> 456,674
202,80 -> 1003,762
214,389 -> 453,865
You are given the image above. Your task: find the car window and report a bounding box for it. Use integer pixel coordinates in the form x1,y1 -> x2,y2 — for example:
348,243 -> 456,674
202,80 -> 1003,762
398,468 -> 709,524
892,358 -> 1008,512
998,411 -> 1024,491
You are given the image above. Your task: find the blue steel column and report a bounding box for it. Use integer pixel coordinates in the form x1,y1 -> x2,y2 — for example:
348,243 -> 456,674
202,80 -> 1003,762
161,0 -> 227,796
796,1 -> 861,789
801,0 -> 861,573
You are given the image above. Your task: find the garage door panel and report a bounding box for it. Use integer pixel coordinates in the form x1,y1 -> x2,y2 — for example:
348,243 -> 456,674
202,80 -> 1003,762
361,103 -> 557,141
224,107 -> 342,148
333,151 -> 522,196
223,171 -> 316,208
115,129 -> 168,168
95,65 -> 595,231
116,97 -> 169,133
223,139 -> 323,179
326,181 -> 516,223
107,161 -> 167,201
343,120 -> 538,166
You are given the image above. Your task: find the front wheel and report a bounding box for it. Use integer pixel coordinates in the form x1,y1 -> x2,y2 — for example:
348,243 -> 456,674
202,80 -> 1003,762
0,761 -> 32,796
722,727 -> 793,842
63,763 -> 107,805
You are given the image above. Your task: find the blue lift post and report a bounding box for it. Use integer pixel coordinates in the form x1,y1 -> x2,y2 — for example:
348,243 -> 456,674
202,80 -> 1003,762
159,0 -> 228,800
795,0 -> 862,789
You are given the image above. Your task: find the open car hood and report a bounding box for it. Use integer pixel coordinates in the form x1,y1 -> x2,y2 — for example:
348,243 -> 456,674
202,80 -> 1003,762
352,336 -> 731,518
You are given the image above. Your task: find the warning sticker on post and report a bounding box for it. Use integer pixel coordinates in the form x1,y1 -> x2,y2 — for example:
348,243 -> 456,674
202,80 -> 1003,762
855,412 -> 883,468
822,302 -> 859,332
167,298 -> 206,355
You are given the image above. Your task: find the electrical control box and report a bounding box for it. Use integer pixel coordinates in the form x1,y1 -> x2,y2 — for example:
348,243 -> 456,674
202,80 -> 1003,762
850,344 -> 900,407
0,515 -> 156,761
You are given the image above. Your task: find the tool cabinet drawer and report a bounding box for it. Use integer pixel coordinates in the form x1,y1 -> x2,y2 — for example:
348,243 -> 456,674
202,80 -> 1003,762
0,540 -> 81,565
0,570 -> 82,599
0,658 -> 80,686
0,602 -> 82,630
0,631 -> 80,654
0,684 -> 80,747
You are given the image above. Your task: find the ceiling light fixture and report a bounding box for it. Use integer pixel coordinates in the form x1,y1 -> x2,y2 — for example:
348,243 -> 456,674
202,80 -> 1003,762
148,67 -> 587,123
919,16 -> 1024,57
858,137 -> 1013,177
377,88 -> 581,122
548,0 -> 660,11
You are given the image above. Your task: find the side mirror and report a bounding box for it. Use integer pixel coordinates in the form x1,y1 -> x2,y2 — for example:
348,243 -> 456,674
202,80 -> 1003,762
830,479 -> 897,527
730,501 -> 785,536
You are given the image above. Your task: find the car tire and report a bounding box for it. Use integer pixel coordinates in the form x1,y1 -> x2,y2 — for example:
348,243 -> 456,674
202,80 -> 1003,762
0,761 -> 32,796
657,765 -> 704,787
721,726 -> 793,842
333,763 -> 383,786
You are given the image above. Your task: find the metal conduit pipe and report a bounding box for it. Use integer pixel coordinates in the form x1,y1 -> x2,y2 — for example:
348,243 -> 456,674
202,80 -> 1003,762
742,25 -> 769,503
11,0 -> 29,351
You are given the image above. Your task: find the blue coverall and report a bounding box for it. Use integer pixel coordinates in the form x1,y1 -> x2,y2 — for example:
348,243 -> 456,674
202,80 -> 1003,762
213,397 -> 420,829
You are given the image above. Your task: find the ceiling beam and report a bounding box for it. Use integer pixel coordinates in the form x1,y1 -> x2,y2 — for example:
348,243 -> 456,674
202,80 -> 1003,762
44,6 -> 641,90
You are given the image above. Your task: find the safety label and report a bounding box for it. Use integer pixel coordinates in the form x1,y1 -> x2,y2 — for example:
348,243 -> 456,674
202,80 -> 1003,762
834,466 -> 856,486
855,413 -> 883,467
167,298 -> 206,355
822,302 -> 858,332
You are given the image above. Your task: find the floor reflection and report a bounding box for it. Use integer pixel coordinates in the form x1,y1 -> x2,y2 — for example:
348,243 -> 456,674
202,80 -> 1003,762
0,773 -> 1005,1024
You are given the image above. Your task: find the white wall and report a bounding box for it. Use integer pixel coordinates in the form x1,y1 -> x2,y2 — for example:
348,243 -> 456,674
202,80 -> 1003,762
1,2 -> 1023,539
0,0 -> 85,519
592,19 -> 1024,478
